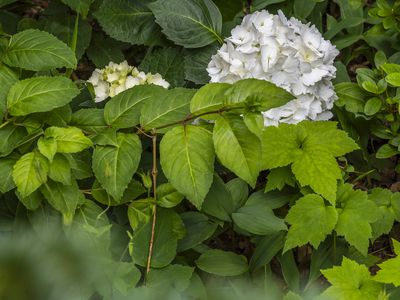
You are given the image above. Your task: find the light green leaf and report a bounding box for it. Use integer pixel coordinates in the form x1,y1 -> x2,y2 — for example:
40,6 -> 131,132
374,239 -> 400,286
364,97 -> 382,116
140,88 -> 196,132
335,183 -> 379,255
335,82 -> 368,114
94,0 -> 161,45
262,121 -> 358,204
232,195 -> 287,235
16,190 -> 43,211
149,0 -> 223,48
139,47 -> 185,87
48,154 -> 71,185
44,127 -> 92,153
196,249 -> 248,276
386,72 -> 400,86
190,82 -> 230,116
284,194 -> 338,252
321,257 -> 382,300
12,151 -> 49,197
71,108 -> 108,134
376,144 -> 398,159
131,208 -> 184,268
178,212 -> 217,252
92,133 -> 142,200
213,115 -> 261,187
104,84 -> 165,129
128,198 -> 153,230
3,29 -> 76,71
37,137 -> 57,162
160,125 -> 215,209
0,156 -> 18,193
147,264 -> 194,292
0,65 -> 18,119
7,76 -> 79,116
265,167 -> 295,192
157,183 -> 184,208
41,179 -> 85,223
60,0 -> 94,17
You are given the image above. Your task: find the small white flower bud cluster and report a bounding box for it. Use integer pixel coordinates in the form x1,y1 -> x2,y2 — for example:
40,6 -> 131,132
207,10 -> 339,126
88,61 -> 170,103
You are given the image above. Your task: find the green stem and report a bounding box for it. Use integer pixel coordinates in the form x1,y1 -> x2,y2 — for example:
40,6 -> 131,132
65,13 -> 80,78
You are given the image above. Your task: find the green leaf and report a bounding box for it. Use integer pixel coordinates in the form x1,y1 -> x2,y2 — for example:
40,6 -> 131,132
140,88 -> 196,132
265,167 -> 295,192
71,108 -> 108,134
190,82 -> 230,116
157,183 -> 184,208
196,249 -> 248,276
41,179 -> 84,223
128,198 -> 153,230
92,133 -> 142,200
232,195 -> 287,235
184,43 -> 219,84
201,174 -> 235,221
0,65 -> 18,119
386,72 -> 400,86
7,76 -> 79,116
94,0 -> 161,45
224,79 -> 294,111
60,0 -> 94,17
0,124 -> 27,157
293,0 -> 316,19
369,188 -> 400,239
335,82 -> 368,114
44,127 -> 93,153
92,179 -> 145,206
178,212 -> 217,251
147,264 -> 194,292
335,183 -> 379,255
12,151 -> 48,197
48,154 -> 71,185
149,0 -> 223,48
139,47 -> 185,87
262,121 -> 358,204
376,144 -> 398,159
243,111 -> 264,137
104,84 -> 165,129
86,33 -> 127,68
226,177 -> 249,209
374,239 -> 400,286
249,232 -> 286,271
16,190 -> 42,210
284,194 -> 338,252
213,115 -> 261,187
0,156 -> 18,193
3,29 -> 76,71
160,125 -> 215,209
131,208 -> 184,268
321,257 -> 382,300
364,97 -> 382,116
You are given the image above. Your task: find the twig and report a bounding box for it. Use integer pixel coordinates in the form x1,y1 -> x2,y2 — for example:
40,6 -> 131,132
146,129 -> 158,276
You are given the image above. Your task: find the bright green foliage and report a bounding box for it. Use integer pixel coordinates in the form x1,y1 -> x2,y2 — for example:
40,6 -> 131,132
196,249 -> 248,276
190,83 -> 230,115
265,166 -> 295,192
157,183 -> 184,208
7,77 -> 79,116
262,121 -> 358,204
44,127 -> 92,153
12,151 -> 49,197
37,137 -> 57,162
321,257 -> 382,300
284,194 -> 338,252
104,85 -> 164,129
140,88 -> 196,132
0,156 -> 17,193
369,188 -> 400,239
149,0 -> 223,48
128,199 -> 153,230
335,183 -> 379,255
47,154 -> 72,185
0,65 -> 18,119
2,29 -> 76,71
213,115 -> 261,187
94,0 -> 161,45
160,125 -> 215,209
92,133 -> 142,201
374,239 -> 400,286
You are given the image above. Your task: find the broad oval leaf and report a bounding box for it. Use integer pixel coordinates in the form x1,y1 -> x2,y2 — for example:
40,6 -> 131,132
160,125 -> 215,209
92,133 -> 142,200
12,151 -> 49,197
140,88 -> 196,132
190,82 -> 230,116
3,29 -> 76,71
0,65 -> 18,119
149,0 -> 223,48
196,249 -> 249,276
71,108 -> 108,134
7,76 -> 79,116
94,0 -> 161,45
44,127 -> 93,153
213,115 -> 261,187
104,84 -> 165,129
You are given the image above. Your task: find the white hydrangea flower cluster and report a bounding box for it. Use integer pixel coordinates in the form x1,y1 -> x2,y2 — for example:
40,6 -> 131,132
88,61 -> 170,103
207,10 -> 339,126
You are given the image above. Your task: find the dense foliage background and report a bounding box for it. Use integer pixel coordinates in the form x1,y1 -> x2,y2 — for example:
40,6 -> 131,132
1,0 -> 400,299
